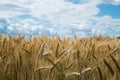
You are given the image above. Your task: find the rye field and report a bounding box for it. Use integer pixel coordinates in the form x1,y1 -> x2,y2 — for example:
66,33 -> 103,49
0,35 -> 120,80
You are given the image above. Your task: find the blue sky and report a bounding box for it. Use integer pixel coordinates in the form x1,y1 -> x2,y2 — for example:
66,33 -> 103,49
0,0 -> 120,37
98,4 -> 120,18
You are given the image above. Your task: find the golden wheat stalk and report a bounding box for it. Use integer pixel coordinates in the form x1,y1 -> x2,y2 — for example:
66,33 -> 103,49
103,59 -> 114,76
109,54 -> 120,74
97,66 -> 103,80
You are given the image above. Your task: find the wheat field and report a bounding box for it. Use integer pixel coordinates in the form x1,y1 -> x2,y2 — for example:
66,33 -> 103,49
0,34 -> 120,80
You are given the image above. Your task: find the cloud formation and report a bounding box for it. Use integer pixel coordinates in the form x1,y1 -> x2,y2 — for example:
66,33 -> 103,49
0,0 -> 120,37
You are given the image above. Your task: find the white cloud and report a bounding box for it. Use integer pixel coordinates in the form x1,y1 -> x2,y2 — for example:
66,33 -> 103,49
102,0 -> 120,5
0,0 -> 120,37
0,2 -> 30,18
81,0 -> 120,5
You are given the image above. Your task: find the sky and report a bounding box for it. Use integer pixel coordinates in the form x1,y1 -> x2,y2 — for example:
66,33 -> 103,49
0,0 -> 120,38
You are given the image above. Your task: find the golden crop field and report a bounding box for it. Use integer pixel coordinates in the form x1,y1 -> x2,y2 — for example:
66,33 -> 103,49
0,34 -> 120,80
